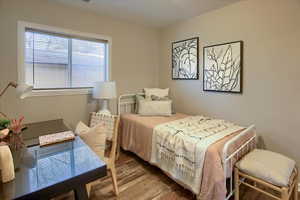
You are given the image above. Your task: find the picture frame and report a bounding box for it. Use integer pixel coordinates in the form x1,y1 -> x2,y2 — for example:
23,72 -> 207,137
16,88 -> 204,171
172,37 -> 199,80
203,41 -> 243,93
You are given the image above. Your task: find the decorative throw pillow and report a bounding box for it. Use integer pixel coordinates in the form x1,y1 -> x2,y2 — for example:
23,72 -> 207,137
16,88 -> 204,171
138,100 -> 172,116
144,88 -> 169,100
135,94 -> 146,114
150,95 -> 170,101
75,121 -> 106,159
75,121 -> 90,134
151,95 -> 176,114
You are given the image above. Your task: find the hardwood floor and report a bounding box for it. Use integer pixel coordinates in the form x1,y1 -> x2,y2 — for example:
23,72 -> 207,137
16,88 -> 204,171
56,150 -> 299,200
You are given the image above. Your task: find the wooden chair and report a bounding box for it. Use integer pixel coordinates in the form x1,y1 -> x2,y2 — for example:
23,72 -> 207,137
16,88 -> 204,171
86,112 -> 120,197
234,149 -> 298,200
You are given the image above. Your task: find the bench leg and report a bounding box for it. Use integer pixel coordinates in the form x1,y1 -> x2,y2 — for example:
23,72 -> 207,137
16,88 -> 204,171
234,167 -> 239,200
294,175 -> 298,200
282,187 -> 289,200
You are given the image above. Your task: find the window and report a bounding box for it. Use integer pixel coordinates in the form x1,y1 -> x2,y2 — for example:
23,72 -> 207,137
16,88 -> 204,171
18,21 -> 111,96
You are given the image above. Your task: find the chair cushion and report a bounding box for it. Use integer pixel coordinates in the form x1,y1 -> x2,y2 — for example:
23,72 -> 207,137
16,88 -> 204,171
236,149 -> 295,187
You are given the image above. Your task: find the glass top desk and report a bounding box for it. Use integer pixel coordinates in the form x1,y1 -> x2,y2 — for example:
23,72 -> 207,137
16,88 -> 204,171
0,136 -> 106,200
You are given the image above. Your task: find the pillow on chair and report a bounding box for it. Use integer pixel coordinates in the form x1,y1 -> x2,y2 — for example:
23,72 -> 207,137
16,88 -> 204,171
75,121 -> 106,159
75,121 -> 90,133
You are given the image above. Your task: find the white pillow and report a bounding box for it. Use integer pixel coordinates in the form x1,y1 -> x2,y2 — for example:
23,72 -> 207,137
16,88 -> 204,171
135,94 -> 146,114
144,88 -> 169,100
138,100 -> 172,116
75,121 -> 90,133
75,121 -> 106,159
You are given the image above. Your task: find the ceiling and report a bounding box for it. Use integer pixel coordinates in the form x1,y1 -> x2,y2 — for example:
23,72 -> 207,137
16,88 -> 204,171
53,0 -> 244,27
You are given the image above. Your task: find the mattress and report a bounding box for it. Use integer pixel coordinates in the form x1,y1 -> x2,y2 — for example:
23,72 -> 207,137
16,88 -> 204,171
120,113 -> 188,161
120,113 -> 255,200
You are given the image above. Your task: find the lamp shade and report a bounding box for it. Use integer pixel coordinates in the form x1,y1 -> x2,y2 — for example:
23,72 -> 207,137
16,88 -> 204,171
93,81 -> 117,99
17,84 -> 33,99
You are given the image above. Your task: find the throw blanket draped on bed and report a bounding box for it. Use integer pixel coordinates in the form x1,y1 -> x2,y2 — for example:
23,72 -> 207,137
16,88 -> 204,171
150,116 -> 244,194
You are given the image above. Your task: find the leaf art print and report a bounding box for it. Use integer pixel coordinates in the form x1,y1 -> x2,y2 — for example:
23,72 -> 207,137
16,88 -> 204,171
203,41 -> 243,93
172,37 -> 199,80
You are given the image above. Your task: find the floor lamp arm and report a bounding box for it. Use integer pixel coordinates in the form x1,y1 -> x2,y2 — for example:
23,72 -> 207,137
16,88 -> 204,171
0,82 -> 17,119
0,82 -> 17,98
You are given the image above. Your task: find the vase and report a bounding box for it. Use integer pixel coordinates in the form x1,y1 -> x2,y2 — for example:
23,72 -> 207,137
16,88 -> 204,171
10,147 -> 25,171
8,133 -> 26,171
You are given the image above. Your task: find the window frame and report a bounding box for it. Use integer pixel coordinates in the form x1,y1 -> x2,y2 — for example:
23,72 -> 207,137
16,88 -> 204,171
18,21 -> 112,97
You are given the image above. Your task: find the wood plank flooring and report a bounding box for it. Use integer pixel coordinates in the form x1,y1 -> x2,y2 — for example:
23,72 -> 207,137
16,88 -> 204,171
56,150 -> 299,200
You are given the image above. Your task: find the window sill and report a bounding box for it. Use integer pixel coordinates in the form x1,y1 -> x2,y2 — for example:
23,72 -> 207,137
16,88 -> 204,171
26,88 -> 92,98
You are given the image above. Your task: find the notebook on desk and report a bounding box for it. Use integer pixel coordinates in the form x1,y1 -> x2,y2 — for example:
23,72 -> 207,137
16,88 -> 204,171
39,131 -> 75,147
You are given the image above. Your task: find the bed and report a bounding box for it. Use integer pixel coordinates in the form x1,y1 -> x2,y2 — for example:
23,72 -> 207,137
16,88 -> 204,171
118,93 -> 256,200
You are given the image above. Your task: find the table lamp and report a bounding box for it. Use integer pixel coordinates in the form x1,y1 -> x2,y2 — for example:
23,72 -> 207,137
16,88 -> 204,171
93,81 -> 117,114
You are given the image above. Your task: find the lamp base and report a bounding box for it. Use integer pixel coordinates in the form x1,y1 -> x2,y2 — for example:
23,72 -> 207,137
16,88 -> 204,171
97,99 -> 111,115
97,109 -> 111,115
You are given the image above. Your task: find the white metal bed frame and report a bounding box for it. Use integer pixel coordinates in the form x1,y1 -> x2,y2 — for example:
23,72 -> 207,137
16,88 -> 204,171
118,93 -> 256,200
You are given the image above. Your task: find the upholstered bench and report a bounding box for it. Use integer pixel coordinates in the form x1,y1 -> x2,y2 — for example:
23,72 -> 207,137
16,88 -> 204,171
234,149 -> 298,200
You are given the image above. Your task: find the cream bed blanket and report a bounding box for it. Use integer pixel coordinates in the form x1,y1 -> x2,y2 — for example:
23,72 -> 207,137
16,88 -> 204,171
150,116 -> 244,194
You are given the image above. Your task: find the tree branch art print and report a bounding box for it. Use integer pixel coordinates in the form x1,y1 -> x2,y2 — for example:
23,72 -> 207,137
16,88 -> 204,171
172,37 -> 199,80
203,41 -> 243,93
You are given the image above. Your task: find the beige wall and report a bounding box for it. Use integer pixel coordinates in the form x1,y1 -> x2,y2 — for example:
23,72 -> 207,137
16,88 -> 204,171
0,0 -> 159,127
1,0 -> 300,166
159,0 -> 300,164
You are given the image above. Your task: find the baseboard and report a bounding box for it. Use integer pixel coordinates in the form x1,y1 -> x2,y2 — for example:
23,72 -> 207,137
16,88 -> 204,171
298,183 -> 300,192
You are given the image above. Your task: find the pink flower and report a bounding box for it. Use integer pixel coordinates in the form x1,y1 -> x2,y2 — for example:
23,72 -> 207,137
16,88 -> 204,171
9,116 -> 25,151
10,116 -> 24,135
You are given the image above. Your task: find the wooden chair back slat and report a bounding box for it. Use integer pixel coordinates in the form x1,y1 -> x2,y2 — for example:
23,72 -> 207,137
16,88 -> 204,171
89,112 -> 120,162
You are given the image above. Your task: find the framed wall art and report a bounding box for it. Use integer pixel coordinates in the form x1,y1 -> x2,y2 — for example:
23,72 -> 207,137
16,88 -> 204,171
203,41 -> 243,93
172,37 -> 199,80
